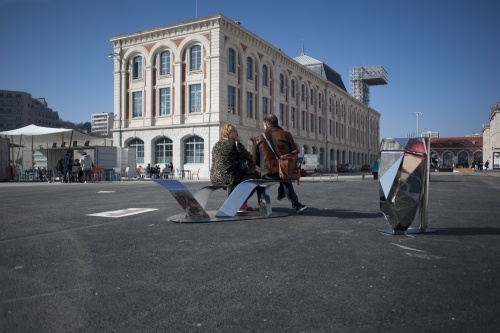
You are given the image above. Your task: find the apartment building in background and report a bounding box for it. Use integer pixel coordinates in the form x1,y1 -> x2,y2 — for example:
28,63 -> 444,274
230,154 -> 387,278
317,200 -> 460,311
91,112 -> 114,137
0,90 -> 60,129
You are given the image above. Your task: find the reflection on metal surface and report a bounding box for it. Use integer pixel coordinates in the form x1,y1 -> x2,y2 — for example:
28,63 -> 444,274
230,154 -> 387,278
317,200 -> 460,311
171,190 -> 210,219
378,138 -> 435,234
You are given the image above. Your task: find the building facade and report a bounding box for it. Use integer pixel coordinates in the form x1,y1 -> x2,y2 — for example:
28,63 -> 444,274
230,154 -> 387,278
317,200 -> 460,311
421,131 -> 439,138
0,90 -> 60,129
91,112 -> 114,137
430,137 -> 483,167
109,14 -> 381,175
482,102 -> 500,168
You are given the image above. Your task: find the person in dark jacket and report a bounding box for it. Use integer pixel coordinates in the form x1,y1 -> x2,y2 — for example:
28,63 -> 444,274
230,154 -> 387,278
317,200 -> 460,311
253,114 -> 307,214
211,124 -> 259,211
62,150 -> 72,183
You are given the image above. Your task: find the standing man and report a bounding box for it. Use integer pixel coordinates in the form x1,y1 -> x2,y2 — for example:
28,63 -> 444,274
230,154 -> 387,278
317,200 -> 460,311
62,150 -> 72,183
253,114 -> 307,214
81,152 -> 93,183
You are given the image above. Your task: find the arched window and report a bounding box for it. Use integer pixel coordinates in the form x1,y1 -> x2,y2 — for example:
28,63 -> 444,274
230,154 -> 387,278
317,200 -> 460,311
301,84 -> 305,102
185,136 -> 204,163
155,137 -> 173,164
279,74 -> 284,93
318,93 -> 322,108
132,56 -> 142,79
443,152 -> 453,167
246,57 -> 253,80
262,65 -> 268,86
128,139 -> 144,164
228,48 -> 236,73
329,98 -> 332,112
335,100 -> 339,114
458,151 -> 468,166
160,51 -> 171,75
190,45 -> 201,71
310,89 -> 314,105
291,80 -> 296,98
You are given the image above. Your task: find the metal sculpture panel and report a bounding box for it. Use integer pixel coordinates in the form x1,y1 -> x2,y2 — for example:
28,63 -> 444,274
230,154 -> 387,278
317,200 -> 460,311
379,138 -> 428,232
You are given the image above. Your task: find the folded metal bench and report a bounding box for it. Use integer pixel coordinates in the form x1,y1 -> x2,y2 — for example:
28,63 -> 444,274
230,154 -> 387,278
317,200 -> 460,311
153,179 -> 289,223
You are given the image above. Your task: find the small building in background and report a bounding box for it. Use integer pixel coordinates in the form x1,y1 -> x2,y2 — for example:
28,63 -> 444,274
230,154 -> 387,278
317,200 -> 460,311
421,131 -> 439,138
91,112 -> 113,137
482,101 -> 500,168
0,90 -> 61,129
430,137 -> 483,168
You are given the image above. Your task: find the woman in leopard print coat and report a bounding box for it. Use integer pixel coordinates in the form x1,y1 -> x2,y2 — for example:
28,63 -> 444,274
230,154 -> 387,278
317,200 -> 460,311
210,124 -> 260,210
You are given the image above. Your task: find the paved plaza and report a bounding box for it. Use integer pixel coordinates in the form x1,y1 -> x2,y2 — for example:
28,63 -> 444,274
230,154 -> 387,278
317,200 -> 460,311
1,172 -> 499,332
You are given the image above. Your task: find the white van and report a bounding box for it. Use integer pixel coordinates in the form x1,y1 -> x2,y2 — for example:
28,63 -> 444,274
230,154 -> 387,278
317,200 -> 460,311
298,154 -> 321,173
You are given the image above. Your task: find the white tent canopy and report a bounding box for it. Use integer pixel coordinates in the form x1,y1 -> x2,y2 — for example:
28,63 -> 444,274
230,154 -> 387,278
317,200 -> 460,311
0,124 -> 112,148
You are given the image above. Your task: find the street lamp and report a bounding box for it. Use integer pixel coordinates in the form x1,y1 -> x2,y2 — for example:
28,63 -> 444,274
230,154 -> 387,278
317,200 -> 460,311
108,45 -> 123,148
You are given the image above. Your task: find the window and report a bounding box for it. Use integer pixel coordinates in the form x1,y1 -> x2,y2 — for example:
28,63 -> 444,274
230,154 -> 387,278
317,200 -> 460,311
190,45 -> 201,71
279,103 -> 284,125
228,86 -> 236,114
310,89 -> 314,105
318,93 -> 322,108
329,120 -> 333,136
262,65 -> 268,86
301,85 -> 305,102
262,97 -> 268,115
319,116 -> 322,134
189,84 -> 202,113
341,123 -> 345,139
310,114 -> 314,132
133,56 -> 142,79
132,91 -> 142,117
246,57 -> 253,80
291,80 -> 295,98
336,122 -> 339,137
336,100 -> 339,114
160,51 -> 171,75
159,88 -> 171,115
128,139 -> 144,164
279,74 -> 284,93
246,92 -> 253,118
155,137 -> 173,164
301,111 -> 306,130
185,136 -> 204,163
329,98 -> 332,112
291,107 -> 296,128
228,48 -> 236,73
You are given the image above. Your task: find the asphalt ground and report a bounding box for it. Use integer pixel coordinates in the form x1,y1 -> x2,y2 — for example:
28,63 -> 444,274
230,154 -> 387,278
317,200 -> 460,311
1,171 -> 499,332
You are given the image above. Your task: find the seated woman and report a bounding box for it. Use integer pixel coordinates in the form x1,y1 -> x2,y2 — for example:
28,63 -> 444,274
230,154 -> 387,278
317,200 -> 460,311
210,124 -> 260,211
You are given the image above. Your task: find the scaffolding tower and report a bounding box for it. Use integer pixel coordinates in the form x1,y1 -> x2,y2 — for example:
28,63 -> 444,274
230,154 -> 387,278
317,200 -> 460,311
349,65 -> 388,106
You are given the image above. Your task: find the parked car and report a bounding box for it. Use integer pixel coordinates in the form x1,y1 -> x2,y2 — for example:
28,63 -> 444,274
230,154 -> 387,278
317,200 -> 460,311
338,163 -> 355,173
361,164 -> 373,171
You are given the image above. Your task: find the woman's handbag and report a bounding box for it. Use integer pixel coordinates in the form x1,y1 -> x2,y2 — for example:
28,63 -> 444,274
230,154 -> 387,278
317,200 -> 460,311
261,132 -> 300,182
238,157 -> 256,174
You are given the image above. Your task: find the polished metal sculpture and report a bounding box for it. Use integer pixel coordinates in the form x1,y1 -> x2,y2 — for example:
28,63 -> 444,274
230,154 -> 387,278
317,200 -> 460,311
378,137 -> 435,234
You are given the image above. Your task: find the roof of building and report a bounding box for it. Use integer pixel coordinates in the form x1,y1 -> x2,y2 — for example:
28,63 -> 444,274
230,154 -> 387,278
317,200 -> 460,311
293,52 -> 347,92
430,137 -> 483,149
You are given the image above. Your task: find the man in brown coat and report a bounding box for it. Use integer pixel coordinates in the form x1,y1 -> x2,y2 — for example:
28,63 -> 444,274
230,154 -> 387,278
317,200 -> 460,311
253,114 -> 307,213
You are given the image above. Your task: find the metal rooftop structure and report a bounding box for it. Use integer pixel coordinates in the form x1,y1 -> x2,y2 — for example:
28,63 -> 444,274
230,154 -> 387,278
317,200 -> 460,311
349,66 -> 388,105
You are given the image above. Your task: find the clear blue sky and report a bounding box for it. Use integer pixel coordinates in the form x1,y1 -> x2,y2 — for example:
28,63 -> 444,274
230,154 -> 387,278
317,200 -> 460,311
1,0 -> 498,139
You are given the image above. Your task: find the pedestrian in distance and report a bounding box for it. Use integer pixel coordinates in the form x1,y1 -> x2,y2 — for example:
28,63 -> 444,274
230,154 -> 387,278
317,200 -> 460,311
80,152 -> 93,183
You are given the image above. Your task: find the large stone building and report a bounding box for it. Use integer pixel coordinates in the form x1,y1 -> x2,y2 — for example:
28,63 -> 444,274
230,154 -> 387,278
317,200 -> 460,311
0,90 -> 60,129
109,14 -> 381,176
482,102 -> 500,168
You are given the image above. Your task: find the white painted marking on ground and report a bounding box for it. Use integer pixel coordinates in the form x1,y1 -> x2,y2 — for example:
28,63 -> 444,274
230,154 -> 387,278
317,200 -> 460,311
391,243 -> 427,253
96,191 -> 116,193
87,208 -> 158,218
